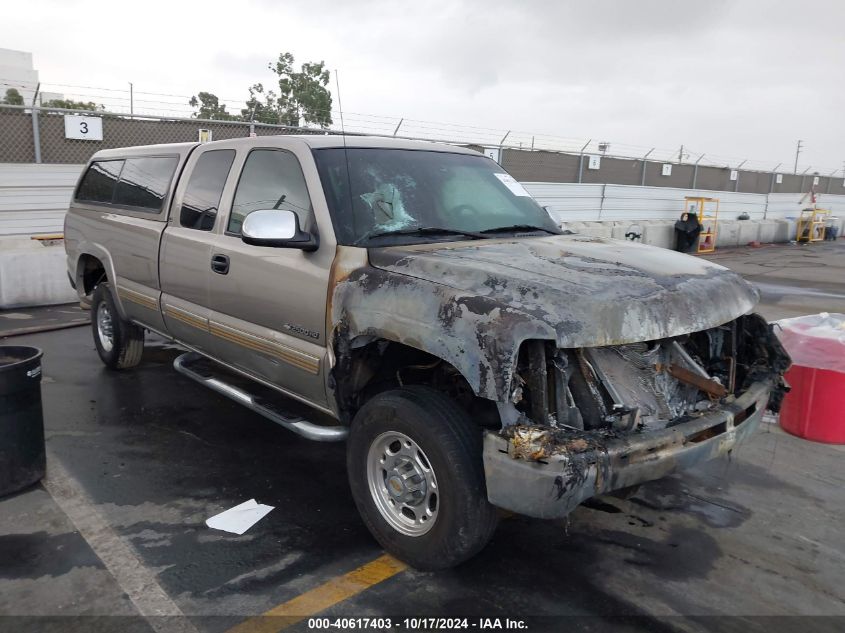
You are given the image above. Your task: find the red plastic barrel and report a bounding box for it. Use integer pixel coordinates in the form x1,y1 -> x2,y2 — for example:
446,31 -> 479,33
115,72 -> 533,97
779,365 -> 845,443
776,313 -> 845,444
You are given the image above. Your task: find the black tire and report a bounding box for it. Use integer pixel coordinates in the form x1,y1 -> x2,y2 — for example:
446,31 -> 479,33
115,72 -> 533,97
347,386 -> 498,570
91,283 -> 145,370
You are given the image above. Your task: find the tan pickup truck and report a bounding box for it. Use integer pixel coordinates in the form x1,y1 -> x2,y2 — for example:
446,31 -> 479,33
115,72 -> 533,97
65,135 -> 789,569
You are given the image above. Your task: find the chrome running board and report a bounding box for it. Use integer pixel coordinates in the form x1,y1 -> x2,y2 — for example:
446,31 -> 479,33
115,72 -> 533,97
173,352 -> 348,442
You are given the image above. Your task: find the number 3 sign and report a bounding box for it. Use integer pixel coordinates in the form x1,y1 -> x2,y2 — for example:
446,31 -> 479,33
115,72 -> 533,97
64,115 -> 103,141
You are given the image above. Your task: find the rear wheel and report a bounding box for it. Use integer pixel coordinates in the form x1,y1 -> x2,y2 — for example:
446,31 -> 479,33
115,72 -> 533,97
347,386 -> 498,570
91,283 -> 145,369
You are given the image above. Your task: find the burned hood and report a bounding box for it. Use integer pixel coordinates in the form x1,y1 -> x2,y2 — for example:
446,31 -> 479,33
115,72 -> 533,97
368,235 -> 759,348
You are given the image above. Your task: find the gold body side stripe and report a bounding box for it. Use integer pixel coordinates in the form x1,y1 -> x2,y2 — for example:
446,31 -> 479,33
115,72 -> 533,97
117,286 -> 158,311
164,305 -> 209,331
209,321 -> 320,375
162,304 -> 320,375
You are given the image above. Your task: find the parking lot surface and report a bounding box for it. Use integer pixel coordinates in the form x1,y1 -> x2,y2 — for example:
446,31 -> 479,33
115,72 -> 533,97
1,242 -> 844,633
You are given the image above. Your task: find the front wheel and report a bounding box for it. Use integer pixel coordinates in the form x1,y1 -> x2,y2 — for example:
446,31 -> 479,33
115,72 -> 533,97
347,386 -> 498,570
91,283 -> 145,369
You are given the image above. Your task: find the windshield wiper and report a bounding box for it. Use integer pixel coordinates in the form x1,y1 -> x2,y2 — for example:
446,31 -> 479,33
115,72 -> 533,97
355,225 -> 488,244
479,224 -> 560,235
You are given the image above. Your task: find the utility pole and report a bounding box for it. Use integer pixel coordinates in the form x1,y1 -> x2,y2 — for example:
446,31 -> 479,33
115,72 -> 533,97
129,82 -> 134,117
678,145 -> 684,164
793,140 -> 802,174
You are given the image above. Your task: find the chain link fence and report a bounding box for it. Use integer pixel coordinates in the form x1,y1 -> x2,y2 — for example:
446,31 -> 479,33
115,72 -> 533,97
1,104 -> 843,195
0,104 -> 334,165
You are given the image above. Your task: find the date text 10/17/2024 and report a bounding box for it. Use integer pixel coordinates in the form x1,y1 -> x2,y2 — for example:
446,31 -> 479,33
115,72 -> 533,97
307,618 -> 529,630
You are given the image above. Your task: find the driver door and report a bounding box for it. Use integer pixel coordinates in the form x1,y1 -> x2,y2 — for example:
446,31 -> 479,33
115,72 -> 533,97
206,147 -> 332,408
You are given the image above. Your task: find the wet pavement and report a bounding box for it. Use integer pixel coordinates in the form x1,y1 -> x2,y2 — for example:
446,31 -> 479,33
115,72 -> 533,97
1,242 -> 844,632
702,240 -> 845,321
0,303 -> 88,338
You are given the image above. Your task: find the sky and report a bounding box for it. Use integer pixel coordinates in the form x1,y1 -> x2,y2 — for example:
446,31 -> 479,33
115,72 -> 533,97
2,0 -> 844,172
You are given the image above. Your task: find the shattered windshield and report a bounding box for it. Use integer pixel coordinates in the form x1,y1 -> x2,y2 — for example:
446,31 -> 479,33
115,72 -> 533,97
312,148 -> 560,245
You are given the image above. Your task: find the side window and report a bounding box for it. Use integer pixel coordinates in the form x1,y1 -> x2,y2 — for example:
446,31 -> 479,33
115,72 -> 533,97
228,149 -> 312,235
113,156 -> 179,212
75,160 -> 124,204
179,150 -> 235,230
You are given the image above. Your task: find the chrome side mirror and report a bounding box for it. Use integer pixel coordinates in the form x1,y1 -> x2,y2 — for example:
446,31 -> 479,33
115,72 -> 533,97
241,209 -> 318,251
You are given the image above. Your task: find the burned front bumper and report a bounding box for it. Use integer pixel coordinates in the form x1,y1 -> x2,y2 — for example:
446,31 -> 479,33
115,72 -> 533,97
483,380 -> 772,519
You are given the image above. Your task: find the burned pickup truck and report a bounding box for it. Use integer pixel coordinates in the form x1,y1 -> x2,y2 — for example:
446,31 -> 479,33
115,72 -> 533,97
65,135 -> 789,570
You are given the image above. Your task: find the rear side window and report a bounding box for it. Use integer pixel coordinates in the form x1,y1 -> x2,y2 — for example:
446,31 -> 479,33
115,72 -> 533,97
228,149 -> 312,235
179,150 -> 235,230
76,160 -> 124,204
112,156 -> 179,212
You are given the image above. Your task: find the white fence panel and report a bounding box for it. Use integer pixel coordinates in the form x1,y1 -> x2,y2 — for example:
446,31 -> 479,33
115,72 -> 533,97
522,182 -> 845,222
0,163 -> 83,236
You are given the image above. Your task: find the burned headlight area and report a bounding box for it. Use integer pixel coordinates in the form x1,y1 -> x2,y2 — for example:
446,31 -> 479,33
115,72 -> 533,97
503,313 -> 790,459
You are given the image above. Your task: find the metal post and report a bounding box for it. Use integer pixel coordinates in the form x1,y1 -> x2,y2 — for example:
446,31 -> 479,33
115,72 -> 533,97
249,103 -> 257,136
640,148 -> 655,186
793,140 -> 802,174
692,153 -> 705,189
800,165 -> 811,193
531,136 -> 534,151
498,130 -> 511,167
577,139 -> 591,183
734,159 -> 747,192
30,83 -> 41,163
392,118 -> 403,136
768,163 -> 782,194
598,183 -> 607,220
129,82 -> 134,118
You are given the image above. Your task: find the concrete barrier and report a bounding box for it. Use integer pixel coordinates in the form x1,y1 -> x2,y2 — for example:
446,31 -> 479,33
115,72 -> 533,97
577,221 -> 613,238
611,221 -> 644,242
559,220 -> 583,234
772,220 -> 791,242
642,221 -> 676,249
0,239 -> 77,309
737,220 -> 761,245
716,220 -> 740,248
757,220 -> 778,244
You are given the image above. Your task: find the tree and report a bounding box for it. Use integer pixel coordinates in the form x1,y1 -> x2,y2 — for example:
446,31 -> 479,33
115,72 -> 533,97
241,83 -> 279,124
241,52 -> 333,128
2,88 -> 24,105
41,98 -> 103,111
188,92 -> 237,120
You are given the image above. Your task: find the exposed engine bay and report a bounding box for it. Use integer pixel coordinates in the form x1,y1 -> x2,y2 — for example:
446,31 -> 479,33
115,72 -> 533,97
501,313 -> 791,461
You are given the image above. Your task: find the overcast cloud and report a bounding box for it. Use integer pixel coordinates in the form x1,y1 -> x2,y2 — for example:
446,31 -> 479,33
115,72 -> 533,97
2,0 -> 843,170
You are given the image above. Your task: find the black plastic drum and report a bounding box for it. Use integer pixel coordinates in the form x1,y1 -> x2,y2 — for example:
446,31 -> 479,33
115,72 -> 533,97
0,346 -> 45,497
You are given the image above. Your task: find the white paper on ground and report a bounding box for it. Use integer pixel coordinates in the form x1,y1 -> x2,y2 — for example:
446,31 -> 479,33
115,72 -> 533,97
494,173 -> 531,197
206,499 -> 274,535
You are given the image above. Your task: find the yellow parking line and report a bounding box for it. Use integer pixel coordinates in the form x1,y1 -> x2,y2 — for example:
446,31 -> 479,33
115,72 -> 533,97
225,554 -> 408,633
